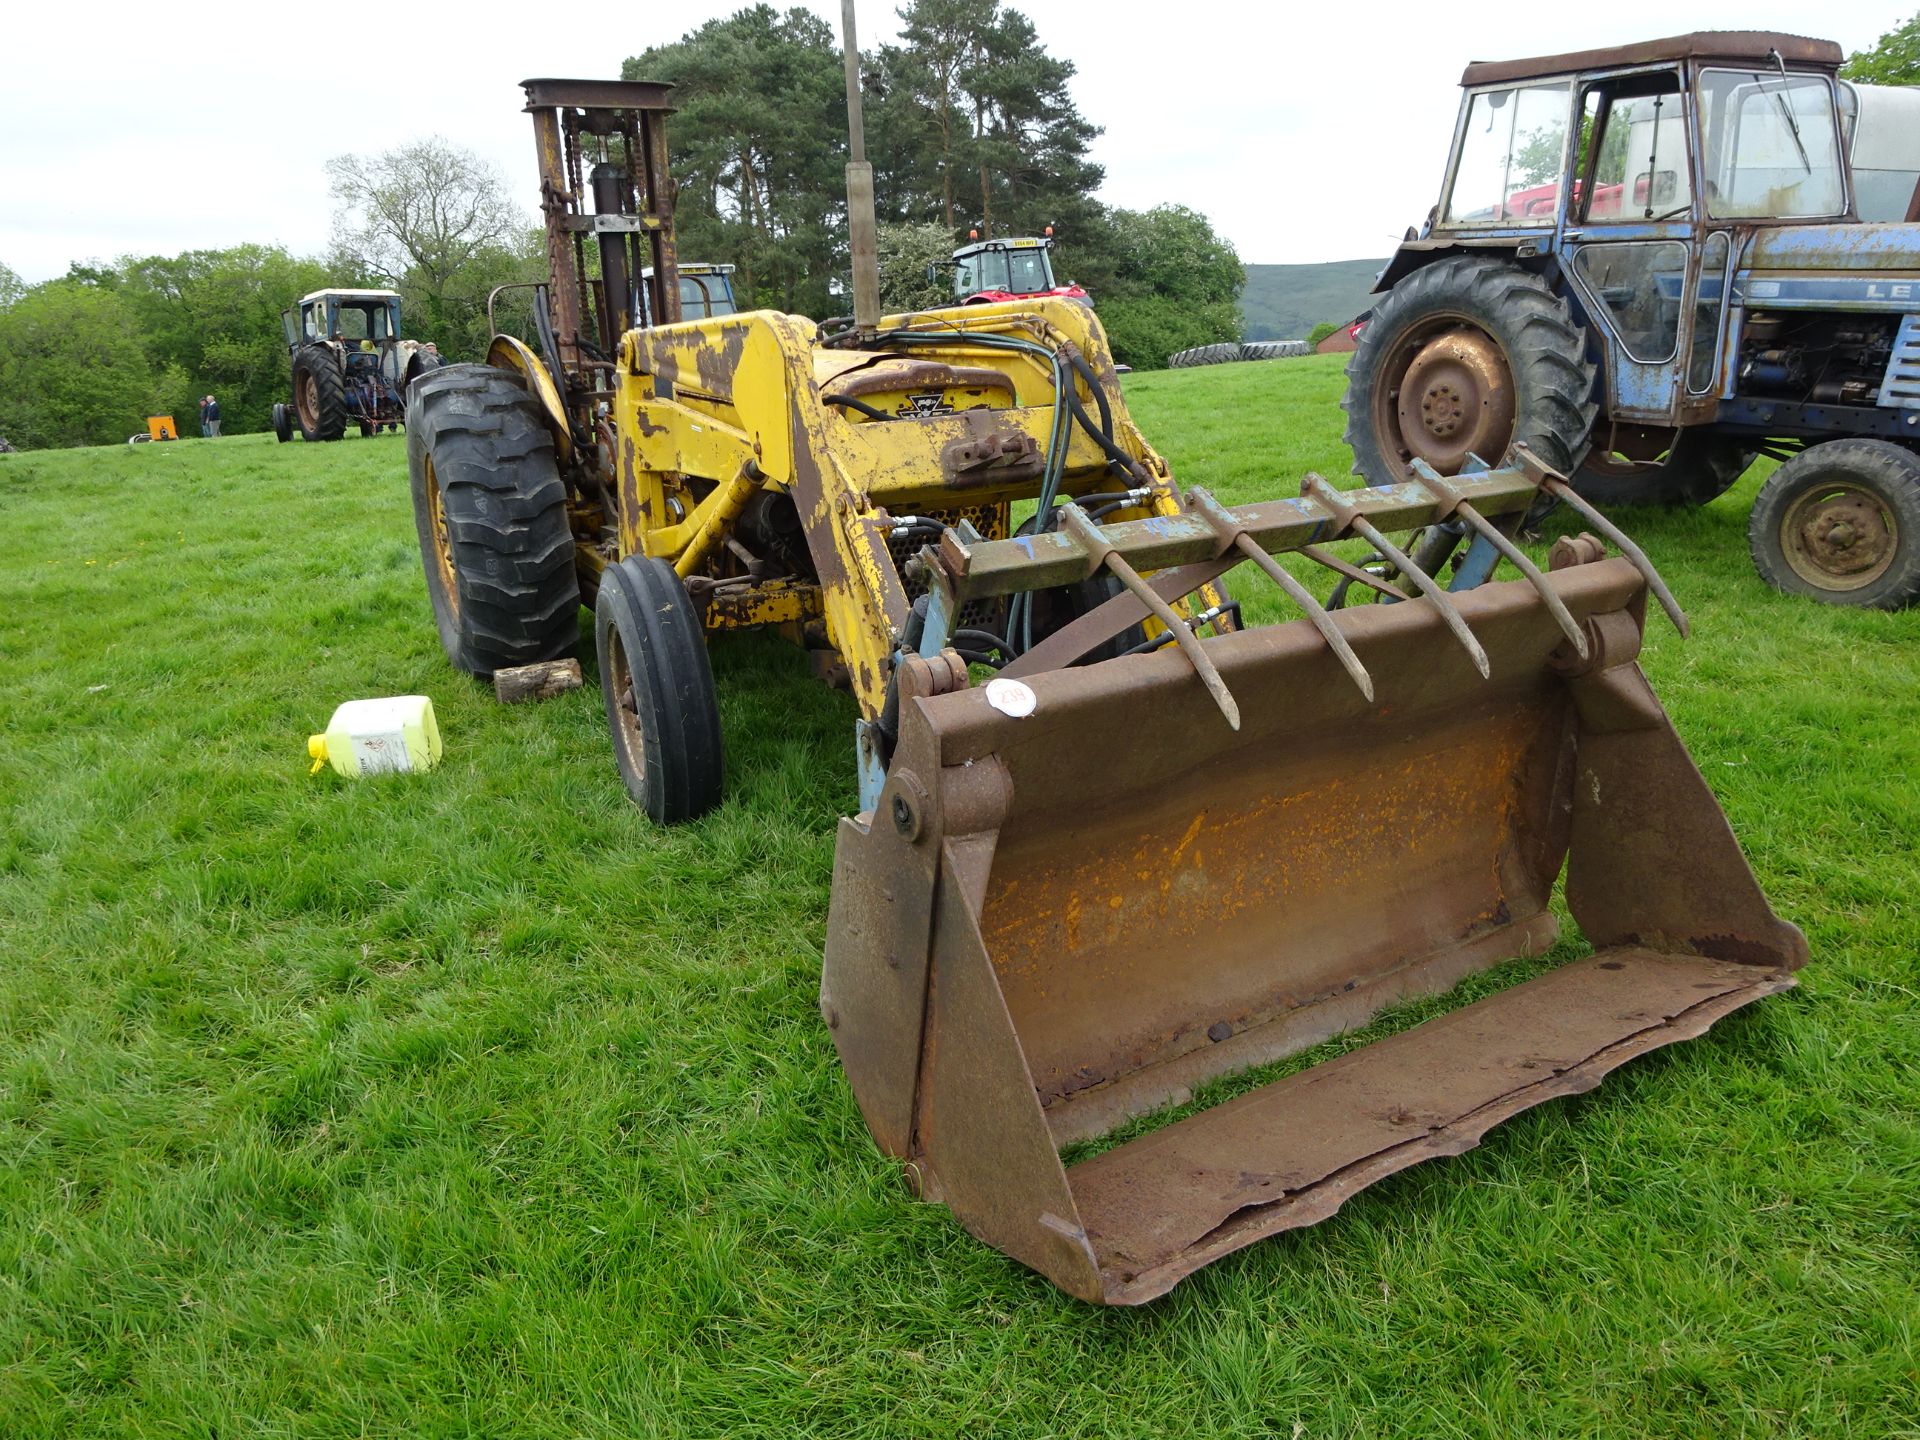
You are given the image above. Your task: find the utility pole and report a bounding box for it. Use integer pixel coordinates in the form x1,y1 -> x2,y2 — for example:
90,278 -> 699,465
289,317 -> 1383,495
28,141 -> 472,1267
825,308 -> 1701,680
841,0 -> 882,338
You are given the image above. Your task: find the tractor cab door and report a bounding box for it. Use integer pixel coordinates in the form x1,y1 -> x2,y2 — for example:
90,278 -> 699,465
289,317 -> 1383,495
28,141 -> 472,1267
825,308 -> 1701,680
1559,70 -> 1721,424
281,309 -> 301,349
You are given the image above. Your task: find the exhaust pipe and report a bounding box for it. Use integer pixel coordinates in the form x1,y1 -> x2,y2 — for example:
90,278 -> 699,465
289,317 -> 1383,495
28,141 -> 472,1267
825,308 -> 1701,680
840,0 -> 882,339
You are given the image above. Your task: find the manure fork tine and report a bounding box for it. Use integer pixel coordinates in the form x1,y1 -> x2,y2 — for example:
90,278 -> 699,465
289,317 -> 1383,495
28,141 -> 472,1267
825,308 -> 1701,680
1187,488 -> 1374,702
1301,475 -> 1491,679
1406,459 -> 1588,661
1511,443 -> 1690,638
1057,504 -> 1240,729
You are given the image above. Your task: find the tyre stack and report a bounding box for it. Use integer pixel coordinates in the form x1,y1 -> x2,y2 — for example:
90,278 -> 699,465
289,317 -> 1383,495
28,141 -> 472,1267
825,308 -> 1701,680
1167,340 -> 1311,368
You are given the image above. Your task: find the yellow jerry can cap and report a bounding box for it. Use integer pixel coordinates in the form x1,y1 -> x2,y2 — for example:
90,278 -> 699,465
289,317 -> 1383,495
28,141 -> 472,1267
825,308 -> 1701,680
308,734 -> 328,775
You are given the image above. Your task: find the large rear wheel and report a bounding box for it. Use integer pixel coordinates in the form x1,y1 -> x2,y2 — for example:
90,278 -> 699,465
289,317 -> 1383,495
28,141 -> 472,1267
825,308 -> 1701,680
292,345 -> 347,442
1573,427 -> 1754,508
1343,256 -> 1596,483
1748,439 -> 1920,609
595,555 -> 725,823
407,364 -> 581,676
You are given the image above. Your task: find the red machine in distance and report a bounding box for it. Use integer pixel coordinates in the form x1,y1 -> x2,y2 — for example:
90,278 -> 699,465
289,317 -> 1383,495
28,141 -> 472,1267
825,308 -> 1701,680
945,228 -> 1090,305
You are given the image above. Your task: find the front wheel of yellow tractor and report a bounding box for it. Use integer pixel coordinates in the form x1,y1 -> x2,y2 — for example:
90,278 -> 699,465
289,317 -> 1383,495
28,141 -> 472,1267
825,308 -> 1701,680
594,555 -> 725,824
406,364 -> 581,677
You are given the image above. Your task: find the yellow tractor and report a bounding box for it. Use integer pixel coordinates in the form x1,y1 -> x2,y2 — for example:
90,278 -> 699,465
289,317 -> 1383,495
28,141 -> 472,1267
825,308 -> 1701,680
406,75 -> 1808,1304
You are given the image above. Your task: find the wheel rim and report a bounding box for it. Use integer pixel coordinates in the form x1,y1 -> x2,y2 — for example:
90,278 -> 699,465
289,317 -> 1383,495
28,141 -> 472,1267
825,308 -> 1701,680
296,372 -> 319,429
423,458 -> 460,617
606,624 -> 647,787
1779,483 -> 1898,592
1372,319 -> 1516,474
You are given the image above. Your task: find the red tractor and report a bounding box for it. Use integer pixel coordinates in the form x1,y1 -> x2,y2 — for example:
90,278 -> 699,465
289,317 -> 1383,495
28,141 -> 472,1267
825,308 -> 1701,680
942,228 -> 1089,305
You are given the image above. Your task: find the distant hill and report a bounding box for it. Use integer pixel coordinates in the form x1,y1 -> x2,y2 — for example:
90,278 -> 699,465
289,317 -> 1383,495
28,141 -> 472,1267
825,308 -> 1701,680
1240,259 -> 1387,342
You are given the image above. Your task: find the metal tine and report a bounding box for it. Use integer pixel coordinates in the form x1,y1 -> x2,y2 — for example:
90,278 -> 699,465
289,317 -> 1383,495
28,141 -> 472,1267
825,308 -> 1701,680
1187,488 -> 1374,703
1300,545 -> 1411,602
1057,504 -> 1241,730
1457,505 -> 1590,659
1300,474 -> 1490,678
1405,459 -> 1587,660
1348,516 -> 1491,678
1512,443 -> 1690,638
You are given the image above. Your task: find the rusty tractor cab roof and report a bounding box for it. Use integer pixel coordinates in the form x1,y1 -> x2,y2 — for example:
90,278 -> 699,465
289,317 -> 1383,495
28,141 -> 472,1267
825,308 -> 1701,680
1459,31 -> 1843,86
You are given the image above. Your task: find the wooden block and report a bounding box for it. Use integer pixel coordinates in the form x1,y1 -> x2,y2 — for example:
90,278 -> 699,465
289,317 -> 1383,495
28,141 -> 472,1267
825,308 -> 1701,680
493,658 -> 584,704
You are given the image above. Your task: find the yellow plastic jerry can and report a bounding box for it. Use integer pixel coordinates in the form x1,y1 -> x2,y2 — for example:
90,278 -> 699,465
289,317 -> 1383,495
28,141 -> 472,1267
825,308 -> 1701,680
308,696 -> 443,777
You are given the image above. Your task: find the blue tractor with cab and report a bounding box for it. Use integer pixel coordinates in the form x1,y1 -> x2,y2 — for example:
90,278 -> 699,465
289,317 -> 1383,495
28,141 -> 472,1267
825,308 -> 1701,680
1347,31 -> 1920,607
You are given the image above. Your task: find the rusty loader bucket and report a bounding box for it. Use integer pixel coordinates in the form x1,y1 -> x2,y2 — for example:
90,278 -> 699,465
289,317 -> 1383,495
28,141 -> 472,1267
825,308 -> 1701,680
821,452 -> 1807,1305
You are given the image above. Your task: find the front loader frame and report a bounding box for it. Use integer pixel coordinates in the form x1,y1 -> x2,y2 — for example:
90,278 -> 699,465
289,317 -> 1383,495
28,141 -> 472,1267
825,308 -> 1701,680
445,76 -> 1810,1307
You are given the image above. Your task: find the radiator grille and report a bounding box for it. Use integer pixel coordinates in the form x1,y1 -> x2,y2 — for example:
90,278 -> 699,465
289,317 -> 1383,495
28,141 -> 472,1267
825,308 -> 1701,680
1880,313 -> 1920,410
887,503 -> 1008,634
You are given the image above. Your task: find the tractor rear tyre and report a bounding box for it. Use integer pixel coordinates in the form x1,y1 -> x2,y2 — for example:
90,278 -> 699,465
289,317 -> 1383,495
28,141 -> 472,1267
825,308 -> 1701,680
595,555 -> 725,823
271,403 -> 292,443
1573,429 -> 1754,508
1748,439 -> 1920,609
404,351 -> 446,422
1343,255 -> 1596,483
407,364 -> 581,677
292,345 -> 348,442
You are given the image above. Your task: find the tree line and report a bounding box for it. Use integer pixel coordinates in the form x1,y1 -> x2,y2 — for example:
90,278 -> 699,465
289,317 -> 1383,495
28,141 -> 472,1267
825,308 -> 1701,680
2,0 -> 1247,450
0,2 -> 1233,450
624,2 -> 1244,370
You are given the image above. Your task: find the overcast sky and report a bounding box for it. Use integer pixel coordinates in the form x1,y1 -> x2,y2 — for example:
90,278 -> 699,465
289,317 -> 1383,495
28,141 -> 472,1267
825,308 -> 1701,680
0,1 -> 1902,284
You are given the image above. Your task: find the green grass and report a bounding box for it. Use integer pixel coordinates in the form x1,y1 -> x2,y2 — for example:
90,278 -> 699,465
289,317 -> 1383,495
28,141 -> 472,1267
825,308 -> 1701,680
2,355 -> 1917,1437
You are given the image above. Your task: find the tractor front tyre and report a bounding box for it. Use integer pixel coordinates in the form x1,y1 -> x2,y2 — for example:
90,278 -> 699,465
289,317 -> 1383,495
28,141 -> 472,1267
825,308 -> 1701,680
595,555 -> 725,823
271,403 -> 292,443
1573,429 -> 1754,508
407,364 -> 581,676
1343,255 -> 1596,484
1748,439 -> 1920,609
292,345 -> 348,442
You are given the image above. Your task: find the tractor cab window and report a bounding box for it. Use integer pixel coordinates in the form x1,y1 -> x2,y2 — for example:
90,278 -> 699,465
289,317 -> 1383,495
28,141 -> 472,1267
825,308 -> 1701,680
303,305 -> 323,341
1003,248 -> 1053,293
953,254 -> 979,297
1698,69 -> 1846,219
680,274 -> 737,319
955,246 -> 1056,297
1581,73 -> 1693,221
1442,82 -> 1572,226
333,304 -> 394,342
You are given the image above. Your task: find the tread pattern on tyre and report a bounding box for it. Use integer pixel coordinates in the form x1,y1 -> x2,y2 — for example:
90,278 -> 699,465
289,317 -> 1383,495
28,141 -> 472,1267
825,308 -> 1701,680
596,555 -> 725,823
293,344 -> 348,442
408,363 -> 580,677
1748,438 -> 1920,610
1342,254 -> 1598,483
1168,339 -> 1312,368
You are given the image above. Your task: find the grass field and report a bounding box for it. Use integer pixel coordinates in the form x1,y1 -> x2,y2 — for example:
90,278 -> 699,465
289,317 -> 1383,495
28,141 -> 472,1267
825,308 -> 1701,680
3,355 -> 1918,1437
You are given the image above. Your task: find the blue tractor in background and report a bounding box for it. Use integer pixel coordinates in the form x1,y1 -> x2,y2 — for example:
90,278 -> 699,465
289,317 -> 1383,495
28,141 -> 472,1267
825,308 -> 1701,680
1347,31 -> 1920,607
272,289 -> 444,443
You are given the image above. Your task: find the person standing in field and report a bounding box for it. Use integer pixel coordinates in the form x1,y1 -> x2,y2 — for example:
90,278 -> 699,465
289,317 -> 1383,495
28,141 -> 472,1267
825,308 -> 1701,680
205,395 -> 221,438
199,396 -> 211,438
